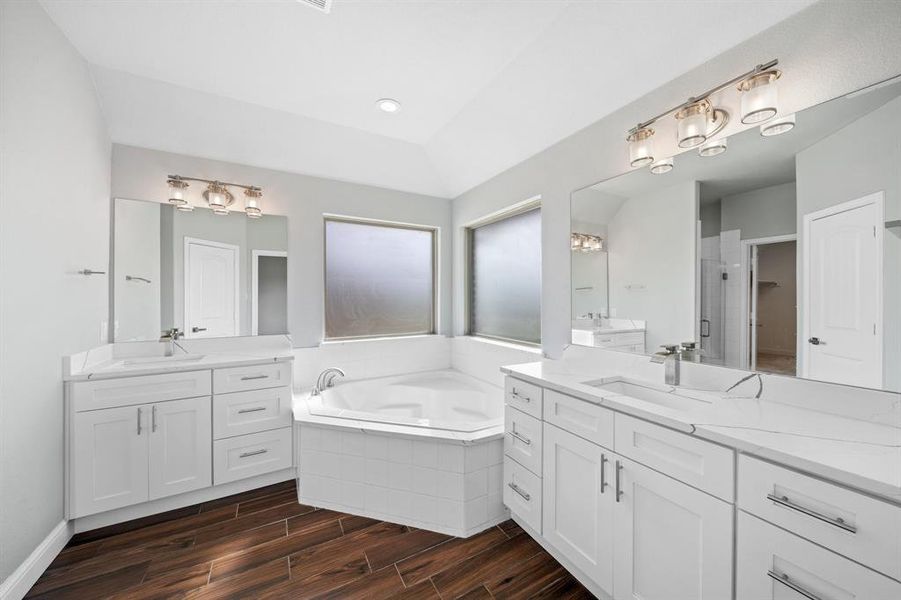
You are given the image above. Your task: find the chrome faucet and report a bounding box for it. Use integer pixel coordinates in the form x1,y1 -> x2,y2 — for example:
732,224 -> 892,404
159,328 -> 184,357
650,344 -> 681,386
312,367 -> 345,396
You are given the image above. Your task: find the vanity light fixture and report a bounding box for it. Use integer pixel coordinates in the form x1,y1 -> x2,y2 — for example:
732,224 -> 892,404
167,176 -> 189,208
649,157 -> 674,174
165,175 -> 265,217
760,113 -> 795,137
243,187 -> 263,218
571,233 -> 605,252
627,127 -> 655,167
738,70 -> 781,124
377,98 -> 401,113
625,60 -> 778,163
698,137 -> 727,157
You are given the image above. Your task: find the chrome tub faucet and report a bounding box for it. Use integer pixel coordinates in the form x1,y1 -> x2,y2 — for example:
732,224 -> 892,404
312,367 -> 345,396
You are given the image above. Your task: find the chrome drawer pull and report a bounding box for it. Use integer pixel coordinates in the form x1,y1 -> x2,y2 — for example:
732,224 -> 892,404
507,482 -> 530,501
238,406 -> 267,414
766,493 -> 857,533
767,570 -> 824,600
615,461 -> 623,502
152,406 -> 158,432
137,407 -> 143,435
510,388 -> 530,402
508,427 -> 531,446
600,454 -> 608,494
240,449 -> 268,458
240,374 -> 269,381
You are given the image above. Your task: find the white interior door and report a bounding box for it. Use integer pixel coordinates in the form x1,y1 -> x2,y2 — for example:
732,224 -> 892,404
185,238 -> 239,338
149,396 -> 212,500
805,194 -> 882,388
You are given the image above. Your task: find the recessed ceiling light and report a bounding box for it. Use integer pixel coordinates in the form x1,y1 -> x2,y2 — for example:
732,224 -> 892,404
376,98 -> 401,114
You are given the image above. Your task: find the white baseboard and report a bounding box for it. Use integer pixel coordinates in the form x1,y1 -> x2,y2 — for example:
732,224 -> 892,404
0,520 -> 73,600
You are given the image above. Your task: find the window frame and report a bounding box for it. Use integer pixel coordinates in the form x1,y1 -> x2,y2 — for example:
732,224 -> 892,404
465,199 -> 542,348
322,215 -> 438,342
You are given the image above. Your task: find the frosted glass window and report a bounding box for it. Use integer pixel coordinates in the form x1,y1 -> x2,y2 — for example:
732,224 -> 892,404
469,208 -> 541,345
325,219 -> 435,339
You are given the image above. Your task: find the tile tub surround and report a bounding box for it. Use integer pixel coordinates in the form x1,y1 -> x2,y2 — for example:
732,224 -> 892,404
297,424 -> 506,537
501,345 -> 901,503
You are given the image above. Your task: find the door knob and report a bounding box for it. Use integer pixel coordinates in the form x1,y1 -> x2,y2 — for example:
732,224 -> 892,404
192,326 -> 207,333
808,337 -> 822,345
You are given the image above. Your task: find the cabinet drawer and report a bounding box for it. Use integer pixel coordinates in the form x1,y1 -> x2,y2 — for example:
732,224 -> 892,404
543,389 -> 613,449
71,370 -> 211,412
614,413 -> 734,501
213,362 -> 291,394
737,511 -> 901,600
213,387 -> 292,440
503,456 -> 542,534
738,454 -> 901,579
213,428 -> 293,485
504,407 -> 542,476
504,377 -> 542,418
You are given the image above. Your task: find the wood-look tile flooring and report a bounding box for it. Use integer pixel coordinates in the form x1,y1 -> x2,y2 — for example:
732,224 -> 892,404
28,481 -> 594,599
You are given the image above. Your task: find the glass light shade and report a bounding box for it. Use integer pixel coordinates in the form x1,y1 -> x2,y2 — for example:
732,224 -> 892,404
627,128 -> 655,168
244,188 -> 263,218
739,71 -> 780,124
760,113 -> 795,137
675,102 -> 710,148
175,203 -> 194,212
649,157 -> 673,174
698,137 -> 727,157
167,178 -> 189,207
204,182 -> 231,214
212,207 -> 230,216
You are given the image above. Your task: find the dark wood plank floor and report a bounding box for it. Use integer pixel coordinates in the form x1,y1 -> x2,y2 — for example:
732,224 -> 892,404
28,481 -> 594,599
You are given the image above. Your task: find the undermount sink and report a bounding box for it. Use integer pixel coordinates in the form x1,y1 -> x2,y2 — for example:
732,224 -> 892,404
121,354 -> 205,366
584,380 -> 709,411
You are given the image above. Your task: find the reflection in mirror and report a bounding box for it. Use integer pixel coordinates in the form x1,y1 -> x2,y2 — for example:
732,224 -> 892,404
572,76 -> 901,393
113,199 -> 288,341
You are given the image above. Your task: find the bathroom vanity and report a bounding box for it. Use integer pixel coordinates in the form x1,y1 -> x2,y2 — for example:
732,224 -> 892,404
63,338 -> 294,530
501,357 -> 901,600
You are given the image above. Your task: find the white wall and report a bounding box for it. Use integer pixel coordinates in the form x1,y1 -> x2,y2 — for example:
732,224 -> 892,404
451,0 -> 901,359
720,182 -> 797,240
110,144 -> 453,347
796,95 -> 901,392
0,0 -> 110,583
113,199 -> 161,341
607,181 -> 698,352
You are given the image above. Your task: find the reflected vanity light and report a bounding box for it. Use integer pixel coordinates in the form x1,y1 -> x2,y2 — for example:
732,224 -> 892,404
627,127 -> 655,167
738,70 -> 781,124
760,113 -> 795,137
675,101 -> 711,148
571,233 -> 605,252
649,157 -> 674,174
698,137 -> 727,157
166,175 -> 264,217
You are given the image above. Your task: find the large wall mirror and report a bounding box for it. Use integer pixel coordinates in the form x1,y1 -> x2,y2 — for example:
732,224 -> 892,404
112,198 -> 288,341
571,76 -> 901,393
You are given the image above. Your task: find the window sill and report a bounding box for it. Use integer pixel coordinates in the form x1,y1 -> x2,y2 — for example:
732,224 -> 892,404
462,335 -> 543,355
321,334 -> 444,346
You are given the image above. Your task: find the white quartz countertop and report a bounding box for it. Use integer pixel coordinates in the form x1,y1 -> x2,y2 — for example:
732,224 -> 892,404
65,352 -> 293,382
502,360 -> 901,504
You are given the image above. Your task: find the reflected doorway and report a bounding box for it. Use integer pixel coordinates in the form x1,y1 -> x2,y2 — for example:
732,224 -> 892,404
745,237 -> 797,375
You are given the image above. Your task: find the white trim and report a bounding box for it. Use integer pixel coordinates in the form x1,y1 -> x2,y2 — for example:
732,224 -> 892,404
461,194 -> 541,229
183,237 -> 240,338
0,520 -> 72,600
800,192 -> 884,382
738,234 -> 797,371
251,250 -> 288,335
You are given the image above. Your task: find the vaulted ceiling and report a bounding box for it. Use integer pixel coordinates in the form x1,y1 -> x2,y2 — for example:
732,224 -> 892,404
41,0 -> 815,198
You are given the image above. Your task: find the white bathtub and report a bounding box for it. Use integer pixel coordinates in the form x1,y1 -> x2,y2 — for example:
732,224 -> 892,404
293,369 -> 508,537
305,369 -> 502,433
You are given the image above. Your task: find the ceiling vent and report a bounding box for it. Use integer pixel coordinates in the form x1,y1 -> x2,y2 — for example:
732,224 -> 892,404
297,0 -> 332,13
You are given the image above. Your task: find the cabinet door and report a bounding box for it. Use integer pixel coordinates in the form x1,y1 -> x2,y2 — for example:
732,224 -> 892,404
613,456 -> 733,600
72,405 -> 149,517
149,397 -> 212,500
542,423 -> 614,592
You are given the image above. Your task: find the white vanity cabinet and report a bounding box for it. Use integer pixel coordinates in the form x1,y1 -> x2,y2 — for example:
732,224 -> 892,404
505,376 -> 733,600
68,359 -> 293,522
71,394 -> 211,517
